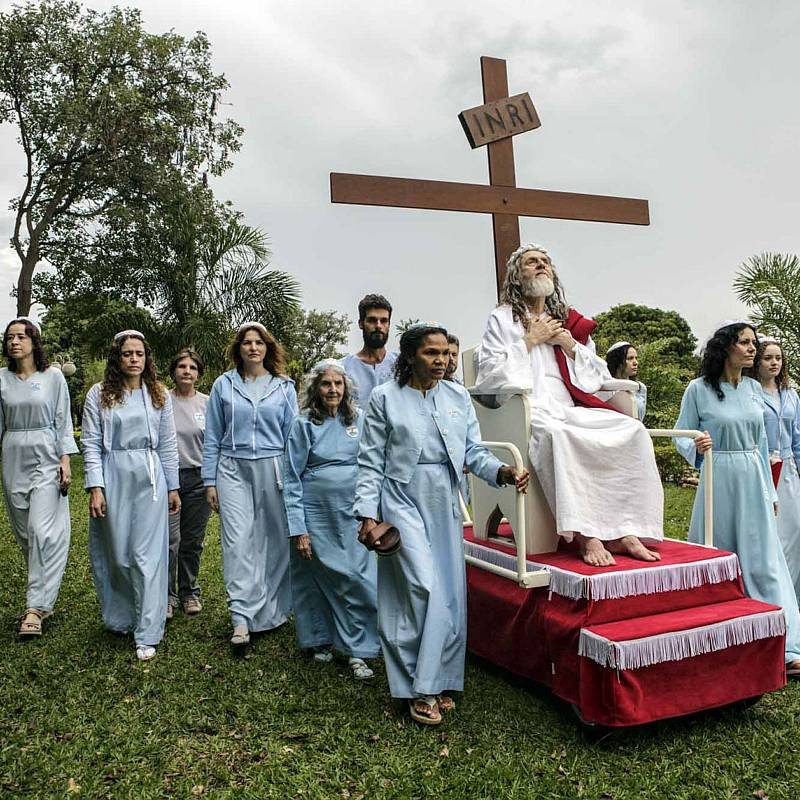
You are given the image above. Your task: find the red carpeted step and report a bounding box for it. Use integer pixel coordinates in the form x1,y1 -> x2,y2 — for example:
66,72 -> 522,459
579,597 -> 783,671
575,597 -> 787,726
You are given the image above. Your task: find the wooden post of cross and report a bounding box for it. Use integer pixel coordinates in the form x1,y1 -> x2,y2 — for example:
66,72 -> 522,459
331,56 -> 649,298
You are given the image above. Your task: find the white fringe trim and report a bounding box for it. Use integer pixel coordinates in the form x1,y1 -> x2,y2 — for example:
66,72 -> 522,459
464,540 -> 741,601
578,609 -> 786,670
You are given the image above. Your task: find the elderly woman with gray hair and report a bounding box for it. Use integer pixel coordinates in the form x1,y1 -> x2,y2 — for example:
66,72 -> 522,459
283,359 -> 379,679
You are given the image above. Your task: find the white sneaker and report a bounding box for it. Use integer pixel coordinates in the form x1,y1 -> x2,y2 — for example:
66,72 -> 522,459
349,657 -> 374,680
313,648 -> 333,663
136,645 -> 156,661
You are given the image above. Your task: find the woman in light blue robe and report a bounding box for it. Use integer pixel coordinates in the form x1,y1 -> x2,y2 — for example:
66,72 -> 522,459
284,360 -> 379,678
674,322 -> 800,671
1,318 -> 78,637
82,330 -> 180,661
355,324 -> 529,725
202,322 -> 297,647
749,337 -> 800,601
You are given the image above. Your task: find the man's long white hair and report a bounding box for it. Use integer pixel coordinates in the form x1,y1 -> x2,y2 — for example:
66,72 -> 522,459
499,243 -> 569,324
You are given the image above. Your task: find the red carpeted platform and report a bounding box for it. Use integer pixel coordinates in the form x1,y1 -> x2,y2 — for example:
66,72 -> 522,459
464,525 -> 787,726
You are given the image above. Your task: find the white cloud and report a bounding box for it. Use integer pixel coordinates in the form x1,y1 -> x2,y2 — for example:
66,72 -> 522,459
0,0 -> 798,354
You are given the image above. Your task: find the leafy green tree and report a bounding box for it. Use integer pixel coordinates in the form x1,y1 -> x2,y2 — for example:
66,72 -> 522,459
593,304 -> 698,482
141,198 -> 300,376
395,318 -> 422,336
283,308 -> 351,383
734,252 -> 800,379
593,304 -> 697,368
0,0 -> 242,314
38,187 -> 300,384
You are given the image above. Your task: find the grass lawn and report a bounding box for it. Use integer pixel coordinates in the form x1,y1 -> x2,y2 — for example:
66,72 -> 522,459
0,471 -> 798,799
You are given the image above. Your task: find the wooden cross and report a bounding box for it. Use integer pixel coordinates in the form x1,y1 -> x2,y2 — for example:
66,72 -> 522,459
330,56 -> 649,296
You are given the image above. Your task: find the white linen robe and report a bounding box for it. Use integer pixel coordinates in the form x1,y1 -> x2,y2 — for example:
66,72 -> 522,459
473,305 -> 664,542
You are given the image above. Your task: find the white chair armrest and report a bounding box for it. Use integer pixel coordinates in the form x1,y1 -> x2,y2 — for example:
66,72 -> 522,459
468,385 -> 530,397
600,378 -> 639,392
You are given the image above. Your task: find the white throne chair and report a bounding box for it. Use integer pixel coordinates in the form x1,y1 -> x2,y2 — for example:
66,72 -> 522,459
462,346 -> 639,556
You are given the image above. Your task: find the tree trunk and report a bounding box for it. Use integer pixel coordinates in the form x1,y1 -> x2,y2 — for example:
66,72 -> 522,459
16,250 -> 38,316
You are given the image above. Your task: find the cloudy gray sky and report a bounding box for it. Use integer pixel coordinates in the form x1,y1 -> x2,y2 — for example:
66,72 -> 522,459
1,0 -> 798,353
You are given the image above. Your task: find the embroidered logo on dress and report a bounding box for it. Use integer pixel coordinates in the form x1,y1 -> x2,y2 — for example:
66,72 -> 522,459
194,412 -> 206,429
345,426 -> 359,438
29,381 -> 42,392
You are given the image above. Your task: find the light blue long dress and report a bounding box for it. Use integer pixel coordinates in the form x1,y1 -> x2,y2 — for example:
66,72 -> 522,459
674,377 -> 800,662
0,367 -> 78,612
83,385 -> 179,647
761,386 -> 800,601
283,410 -> 379,658
356,381 -> 504,699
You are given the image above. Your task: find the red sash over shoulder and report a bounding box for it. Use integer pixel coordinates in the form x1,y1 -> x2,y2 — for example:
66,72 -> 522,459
552,309 -> 622,413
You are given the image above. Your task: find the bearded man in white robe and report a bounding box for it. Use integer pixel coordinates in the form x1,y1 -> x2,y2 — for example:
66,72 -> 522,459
472,243 -> 664,567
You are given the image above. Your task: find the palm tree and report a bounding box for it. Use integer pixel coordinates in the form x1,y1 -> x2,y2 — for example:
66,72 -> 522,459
734,252 -> 800,378
148,201 -> 300,377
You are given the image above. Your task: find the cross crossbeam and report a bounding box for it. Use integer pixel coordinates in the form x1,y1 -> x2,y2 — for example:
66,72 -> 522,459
330,56 -> 649,296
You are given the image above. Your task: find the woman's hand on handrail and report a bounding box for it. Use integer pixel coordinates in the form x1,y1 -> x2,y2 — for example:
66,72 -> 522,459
694,431 -> 713,454
498,466 -> 529,493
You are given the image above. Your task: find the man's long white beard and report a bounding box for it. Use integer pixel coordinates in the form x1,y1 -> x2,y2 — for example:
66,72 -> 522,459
522,275 -> 555,300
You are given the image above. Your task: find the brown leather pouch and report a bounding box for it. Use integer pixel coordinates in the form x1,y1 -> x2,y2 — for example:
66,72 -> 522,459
359,521 -> 401,557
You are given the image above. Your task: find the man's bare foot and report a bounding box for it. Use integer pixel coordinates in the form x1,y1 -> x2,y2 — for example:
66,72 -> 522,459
580,537 -> 616,567
607,535 -> 661,562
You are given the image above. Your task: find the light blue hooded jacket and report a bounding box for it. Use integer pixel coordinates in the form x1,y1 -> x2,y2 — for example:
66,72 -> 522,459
202,369 -> 297,486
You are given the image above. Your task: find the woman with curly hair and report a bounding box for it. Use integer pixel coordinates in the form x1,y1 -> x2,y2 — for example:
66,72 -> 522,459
202,322 -> 297,647
355,324 -> 529,725
82,330 -> 180,661
1,317 -> 78,637
283,359 -> 379,678
747,337 -> 800,601
674,321 -> 800,673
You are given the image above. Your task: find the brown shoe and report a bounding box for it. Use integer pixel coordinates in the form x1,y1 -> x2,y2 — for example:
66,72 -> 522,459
183,597 -> 202,616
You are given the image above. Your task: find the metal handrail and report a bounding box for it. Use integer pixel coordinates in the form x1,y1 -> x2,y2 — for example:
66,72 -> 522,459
647,428 -> 713,547
463,425 -> 714,585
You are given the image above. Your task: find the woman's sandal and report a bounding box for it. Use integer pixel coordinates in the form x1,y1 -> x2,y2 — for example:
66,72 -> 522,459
436,694 -> 456,712
787,659 -> 800,676
408,697 -> 442,726
348,657 -> 374,680
18,608 -> 49,638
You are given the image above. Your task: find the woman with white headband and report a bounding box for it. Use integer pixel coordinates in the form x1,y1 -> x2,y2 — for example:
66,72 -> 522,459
747,337 -> 800,601
1,317 -> 78,637
82,330 -> 180,661
202,322 -> 297,647
674,321 -> 800,673
283,359 -> 379,678
605,341 -> 647,421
